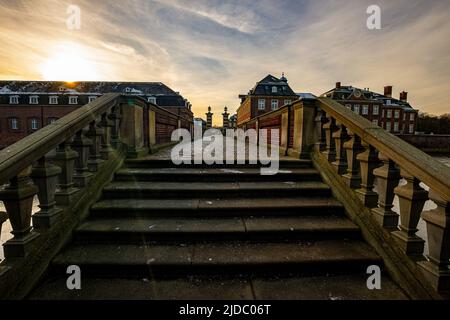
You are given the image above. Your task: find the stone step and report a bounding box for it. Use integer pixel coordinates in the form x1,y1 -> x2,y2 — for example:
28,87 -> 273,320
74,216 -> 361,243
114,167 -> 322,182
90,197 -> 346,218
101,181 -> 332,199
124,158 -> 313,169
51,239 -> 381,276
28,273 -> 407,300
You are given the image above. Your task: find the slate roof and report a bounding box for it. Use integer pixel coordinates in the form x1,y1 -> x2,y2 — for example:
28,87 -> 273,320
247,74 -> 297,96
321,85 -> 415,111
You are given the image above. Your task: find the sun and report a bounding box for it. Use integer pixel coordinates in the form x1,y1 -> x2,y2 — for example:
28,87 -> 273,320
40,42 -> 101,82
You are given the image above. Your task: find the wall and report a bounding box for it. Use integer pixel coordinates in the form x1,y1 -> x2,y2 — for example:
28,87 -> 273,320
398,134 -> 450,153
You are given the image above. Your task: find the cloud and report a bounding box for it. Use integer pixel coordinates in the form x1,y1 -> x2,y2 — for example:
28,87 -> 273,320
0,0 -> 449,122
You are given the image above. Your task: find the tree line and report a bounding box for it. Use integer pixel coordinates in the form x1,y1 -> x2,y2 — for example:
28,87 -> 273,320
416,113 -> 450,134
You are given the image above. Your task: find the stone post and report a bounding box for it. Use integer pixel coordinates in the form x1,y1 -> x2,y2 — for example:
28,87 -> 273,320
0,167 -> 39,257
355,142 -> 380,208
119,102 -> 146,158
86,120 -> 104,171
53,141 -> 79,206
342,131 -> 364,189
291,101 -> 316,159
372,153 -> 401,229
110,106 -> 122,149
392,169 -> 428,256
31,157 -> 62,228
71,130 -> 93,188
100,111 -> 115,160
419,190 -> 450,291
331,123 -> 350,174
322,115 -> 337,162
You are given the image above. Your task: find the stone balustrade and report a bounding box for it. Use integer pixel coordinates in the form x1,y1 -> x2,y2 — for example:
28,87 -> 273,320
0,94 -> 191,298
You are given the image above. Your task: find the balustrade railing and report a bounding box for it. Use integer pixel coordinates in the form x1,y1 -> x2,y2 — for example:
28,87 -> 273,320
314,97 -> 450,293
0,94 -> 192,297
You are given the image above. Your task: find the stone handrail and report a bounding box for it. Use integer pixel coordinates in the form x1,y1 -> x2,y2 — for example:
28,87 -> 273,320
313,97 -> 450,295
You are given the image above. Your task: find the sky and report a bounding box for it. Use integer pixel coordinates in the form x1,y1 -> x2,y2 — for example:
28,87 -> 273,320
0,0 -> 450,124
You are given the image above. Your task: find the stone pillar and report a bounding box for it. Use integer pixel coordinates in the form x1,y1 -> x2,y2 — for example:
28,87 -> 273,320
342,131 -> 364,189
222,107 -> 229,130
100,111 -> 115,160
372,153 -> 401,229
206,106 -> 213,129
392,169 -> 428,256
86,120 -> 104,171
355,142 -> 380,208
31,157 -> 62,229
322,115 -> 337,162
120,102 -> 146,158
54,141 -> 79,206
71,130 -> 93,188
331,123 -> 349,174
291,102 -> 316,159
0,167 -> 39,257
419,189 -> 450,291
110,106 -> 122,149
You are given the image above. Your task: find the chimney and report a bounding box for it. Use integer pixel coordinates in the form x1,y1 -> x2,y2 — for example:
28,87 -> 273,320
384,86 -> 393,97
400,91 -> 408,102
336,82 -> 341,89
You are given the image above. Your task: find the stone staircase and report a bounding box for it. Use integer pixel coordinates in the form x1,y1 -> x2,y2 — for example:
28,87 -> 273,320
29,157 -> 407,300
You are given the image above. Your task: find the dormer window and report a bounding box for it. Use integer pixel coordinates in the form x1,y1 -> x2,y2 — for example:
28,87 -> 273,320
125,87 -> 132,93
9,95 -> 19,104
148,96 -> 157,104
88,96 -> 97,103
29,96 -> 39,104
69,96 -> 78,105
272,86 -> 277,93
49,96 -> 58,104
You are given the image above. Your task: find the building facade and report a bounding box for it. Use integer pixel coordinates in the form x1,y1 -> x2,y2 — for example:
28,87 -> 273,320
0,81 -> 193,149
236,74 -> 299,126
322,83 -> 418,134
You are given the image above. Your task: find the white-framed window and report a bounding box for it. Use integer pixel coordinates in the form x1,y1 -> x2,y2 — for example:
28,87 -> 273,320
386,110 -> 392,118
372,120 -> 378,126
89,96 -> 97,103
271,99 -> 279,110
386,122 -> 391,132
409,124 -> 414,133
394,110 -> 400,119
31,118 -> 39,130
284,99 -> 291,106
258,99 -> 266,110
10,118 -> 19,130
373,105 -> 379,115
362,105 -> 369,115
29,96 -> 39,104
271,86 -> 277,93
9,95 -> 19,104
410,113 -> 415,121
353,105 -> 360,114
49,96 -> 58,104
394,122 -> 399,132
386,99 -> 391,105
69,96 -> 78,104
148,96 -> 157,104
345,104 -> 352,109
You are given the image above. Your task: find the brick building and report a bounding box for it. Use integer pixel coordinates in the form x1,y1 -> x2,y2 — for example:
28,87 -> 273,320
0,81 -> 193,149
236,74 -> 299,126
322,83 -> 418,134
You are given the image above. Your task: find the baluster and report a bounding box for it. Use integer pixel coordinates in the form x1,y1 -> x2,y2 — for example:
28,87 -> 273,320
419,190 -> 450,290
53,141 -> 79,205
110,106 -> 122,149
314,108 -> 327,152
322,115 -> 337,162
355,142 -> 380,207
86,120 -> 104,171
342,131 -> 364,188
0,167 -> 39,257
31,157 -> 62,228
331,123 -> 349,174
372,153 -> 401,229
100,111 -> 115,160
392,169 -> 428,256
71,129 -> 93,188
